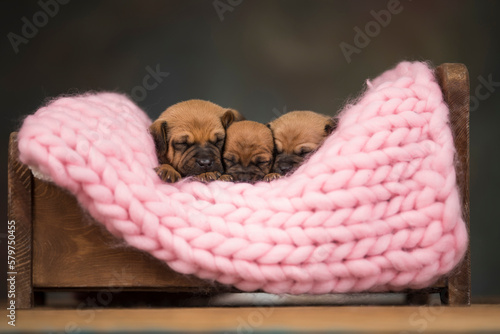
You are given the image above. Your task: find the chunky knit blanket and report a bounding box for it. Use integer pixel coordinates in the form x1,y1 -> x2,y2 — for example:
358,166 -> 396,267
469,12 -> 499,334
18,62 -> 468,294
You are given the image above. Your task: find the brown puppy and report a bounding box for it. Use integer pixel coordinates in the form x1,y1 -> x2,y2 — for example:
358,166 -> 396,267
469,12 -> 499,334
149,99 -> 244,182
267,111 -> 336,176
220,120 -> 279,183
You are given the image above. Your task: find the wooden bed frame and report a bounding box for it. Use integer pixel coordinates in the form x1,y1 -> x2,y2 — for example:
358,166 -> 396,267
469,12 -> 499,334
7,63 -> 471,309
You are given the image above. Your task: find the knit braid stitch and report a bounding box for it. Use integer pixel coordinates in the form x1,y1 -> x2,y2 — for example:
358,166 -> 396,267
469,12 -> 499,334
17,62 -> 468,294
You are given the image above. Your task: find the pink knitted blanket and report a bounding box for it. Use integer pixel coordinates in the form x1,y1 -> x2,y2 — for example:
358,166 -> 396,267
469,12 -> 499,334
18,62 -> 467,294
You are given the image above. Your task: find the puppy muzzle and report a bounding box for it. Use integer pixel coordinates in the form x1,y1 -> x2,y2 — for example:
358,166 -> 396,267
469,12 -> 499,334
233,173 -> 259,183
180,147 -> 224,176
228,167 -> 265,183
273,154 -> 301,175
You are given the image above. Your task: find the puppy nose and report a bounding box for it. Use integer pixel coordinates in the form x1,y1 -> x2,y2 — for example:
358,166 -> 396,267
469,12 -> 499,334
196,158 -> 214,169
279,163 -> 293,174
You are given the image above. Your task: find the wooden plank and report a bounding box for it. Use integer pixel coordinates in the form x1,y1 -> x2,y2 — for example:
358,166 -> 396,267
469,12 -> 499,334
7,133 -> 33,309
32,177 -> 218,291
435,63 -> 471,305
4,305 -> 500,332
30,162 -> 450,296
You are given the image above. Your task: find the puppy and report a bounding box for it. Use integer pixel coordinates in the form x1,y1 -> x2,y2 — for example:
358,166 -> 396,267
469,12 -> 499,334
149,99 -> 244,182
267,111 -> 336,176
220,120 -> 279,183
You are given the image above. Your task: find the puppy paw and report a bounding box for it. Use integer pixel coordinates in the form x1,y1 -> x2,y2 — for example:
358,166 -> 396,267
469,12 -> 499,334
263,173 -> 281,182
194,171 -> 221,182
154,165 -> 182,183
219,174 -> 234,182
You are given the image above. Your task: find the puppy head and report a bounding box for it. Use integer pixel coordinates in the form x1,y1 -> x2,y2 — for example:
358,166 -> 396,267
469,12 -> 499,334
268,111 -> 336,176
223,120 -> 274,183
149,99 -> 244,177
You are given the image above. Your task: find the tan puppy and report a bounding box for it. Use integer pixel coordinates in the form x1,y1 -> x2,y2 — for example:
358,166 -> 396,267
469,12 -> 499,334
220,120 -> 279,183
267,111 -> 336,176
149,99 -> 244,182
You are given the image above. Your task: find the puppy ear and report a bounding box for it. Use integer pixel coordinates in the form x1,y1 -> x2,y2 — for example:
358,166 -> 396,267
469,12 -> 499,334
230,109 -> 246,122
221,109 -> 244,129
148,120 -> 169,163
324,118 -> 338,135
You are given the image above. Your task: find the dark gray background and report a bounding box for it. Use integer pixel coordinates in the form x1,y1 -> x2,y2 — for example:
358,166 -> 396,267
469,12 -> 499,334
1,0 -> 499,300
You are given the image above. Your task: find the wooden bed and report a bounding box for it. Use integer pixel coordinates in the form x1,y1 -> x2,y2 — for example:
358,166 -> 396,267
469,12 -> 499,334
7,63 -> 470,309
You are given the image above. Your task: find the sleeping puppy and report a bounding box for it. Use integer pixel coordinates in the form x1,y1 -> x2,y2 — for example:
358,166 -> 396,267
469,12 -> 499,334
149,99 -> 244,182
267,111 -> 336,176
220,120 -> 280,183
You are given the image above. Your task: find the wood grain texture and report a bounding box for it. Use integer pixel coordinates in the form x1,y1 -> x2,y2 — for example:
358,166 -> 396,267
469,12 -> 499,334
7,133 -> 33,309
32,177 -> 219,291
435,63 -> 471,306
3,305 -> 500,333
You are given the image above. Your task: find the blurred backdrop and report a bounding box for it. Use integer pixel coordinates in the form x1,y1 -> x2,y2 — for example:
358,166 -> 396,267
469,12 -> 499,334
1,0 -> 499,300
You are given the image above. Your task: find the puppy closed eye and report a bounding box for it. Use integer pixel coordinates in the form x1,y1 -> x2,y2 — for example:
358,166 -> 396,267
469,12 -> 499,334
298,148 -> 312,157
211,137 -> 224,148
254,158 -> 272,168
173,140 -> 193,151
